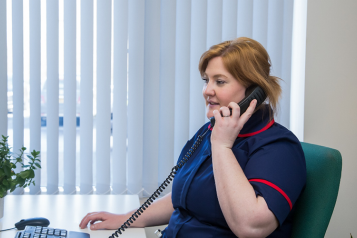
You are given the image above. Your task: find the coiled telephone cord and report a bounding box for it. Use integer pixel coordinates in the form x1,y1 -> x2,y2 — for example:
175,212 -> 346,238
110,129 -> 209,238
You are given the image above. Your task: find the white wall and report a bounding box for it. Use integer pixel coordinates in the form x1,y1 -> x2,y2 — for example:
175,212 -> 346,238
304,0 -> 357,237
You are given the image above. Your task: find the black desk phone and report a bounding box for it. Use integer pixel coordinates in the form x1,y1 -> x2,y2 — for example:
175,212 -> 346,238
109,86 -> 267,238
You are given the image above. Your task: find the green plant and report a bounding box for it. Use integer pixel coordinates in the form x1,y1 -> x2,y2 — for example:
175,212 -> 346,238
0,135 -> 41,198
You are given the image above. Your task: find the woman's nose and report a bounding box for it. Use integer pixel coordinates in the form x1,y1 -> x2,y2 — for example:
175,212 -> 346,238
203,81 -> 214,96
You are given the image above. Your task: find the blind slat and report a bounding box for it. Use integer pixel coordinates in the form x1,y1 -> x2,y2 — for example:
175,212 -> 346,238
207,0 -> 222,47
63,0 -> 77,194
29,0 -> 41,195
252,0 -> 269,48
12,0 -> 24,195
237,0 -> 253,38
189,0 -> 207,138
112,0 -> 128,194
279,0 -> 294,128
79,0 -> 94,195
267,0 -> 287,127
157,0 -> 176,193
267,0 -> 284,77
290,0 -> 307,141
174,0 -> 191,162
0,0 -> 7,137
95,0 -> 111,195
222,0 -> 237,41
46,0 -> 59,194
127,0 -> 145,196
142,0 -> 160,196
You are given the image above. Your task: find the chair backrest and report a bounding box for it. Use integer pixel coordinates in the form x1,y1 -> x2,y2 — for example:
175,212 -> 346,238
291,142 -> 342,238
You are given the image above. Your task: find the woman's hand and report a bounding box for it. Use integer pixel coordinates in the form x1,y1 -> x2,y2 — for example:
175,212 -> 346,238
79,211 -> 128,230
211,99 -> 257,149
79,193 -> 174,230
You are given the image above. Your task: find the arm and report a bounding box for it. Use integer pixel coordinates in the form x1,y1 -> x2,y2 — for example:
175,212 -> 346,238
79,192 -> 174,230
211,100 -> 278,238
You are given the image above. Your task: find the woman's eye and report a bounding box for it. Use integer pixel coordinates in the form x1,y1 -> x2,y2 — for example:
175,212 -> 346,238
202,78 -> 208,83
217,80 -> 225,85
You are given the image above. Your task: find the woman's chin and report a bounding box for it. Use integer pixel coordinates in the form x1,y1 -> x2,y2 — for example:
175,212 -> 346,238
206,112 -> 214,119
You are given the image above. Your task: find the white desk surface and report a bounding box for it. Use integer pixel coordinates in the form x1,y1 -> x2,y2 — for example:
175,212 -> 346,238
0,195 -> 146,238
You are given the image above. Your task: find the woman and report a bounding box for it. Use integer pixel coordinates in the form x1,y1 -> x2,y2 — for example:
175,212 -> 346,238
79,37 -> 306,238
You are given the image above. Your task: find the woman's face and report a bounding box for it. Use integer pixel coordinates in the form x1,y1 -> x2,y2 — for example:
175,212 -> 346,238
202,57 -> 247,119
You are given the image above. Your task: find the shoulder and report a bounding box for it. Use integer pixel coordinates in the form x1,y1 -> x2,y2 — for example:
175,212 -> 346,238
242,122 -> 303,157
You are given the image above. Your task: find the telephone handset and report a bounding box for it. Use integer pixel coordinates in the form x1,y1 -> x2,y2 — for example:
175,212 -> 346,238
209,86 -> 267,127
110,87 -> 267,238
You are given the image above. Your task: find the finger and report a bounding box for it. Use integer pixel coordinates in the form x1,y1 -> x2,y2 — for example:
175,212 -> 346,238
79,213 -> 93,228
238,99 -> 257,125
219,106 -> 231,117
228,102 -> 240,120
212,110 -> 222,124
79,212 -> 100,229
90,221 -> 106,230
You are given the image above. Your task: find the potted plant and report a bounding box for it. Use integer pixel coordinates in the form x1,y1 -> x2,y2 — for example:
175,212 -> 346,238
0,135 -> 41,218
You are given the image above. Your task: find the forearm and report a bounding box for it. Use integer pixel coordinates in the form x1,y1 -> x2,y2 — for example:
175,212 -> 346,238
125,192 -> 174,228
212,146 -> 277,237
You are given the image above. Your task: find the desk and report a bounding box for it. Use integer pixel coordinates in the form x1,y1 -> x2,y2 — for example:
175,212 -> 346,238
0,195 -> 146,238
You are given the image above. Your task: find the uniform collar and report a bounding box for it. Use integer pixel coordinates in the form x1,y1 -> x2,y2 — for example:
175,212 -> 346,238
208,104 -> 274,137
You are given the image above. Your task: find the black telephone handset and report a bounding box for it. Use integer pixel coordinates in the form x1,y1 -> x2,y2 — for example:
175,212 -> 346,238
209,86 -> 267,128
110,87 -> 267,238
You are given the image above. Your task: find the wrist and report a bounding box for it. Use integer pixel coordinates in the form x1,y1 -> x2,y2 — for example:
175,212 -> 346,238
211,144 -> 232,153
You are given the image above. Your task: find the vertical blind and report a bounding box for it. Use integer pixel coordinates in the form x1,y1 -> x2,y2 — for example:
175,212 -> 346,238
0,0 -> 295,196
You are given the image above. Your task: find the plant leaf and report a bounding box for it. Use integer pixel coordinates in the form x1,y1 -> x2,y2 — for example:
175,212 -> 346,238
17,177 -> 25,187
19,170 -> 30,179
2,179 -> 8,186
3,166 -> 11,177
27,154 -> 34,160
29,170 -> 35,178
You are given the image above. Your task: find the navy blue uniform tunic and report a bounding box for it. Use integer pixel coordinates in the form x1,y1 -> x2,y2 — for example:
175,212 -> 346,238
162,106 -> 306,238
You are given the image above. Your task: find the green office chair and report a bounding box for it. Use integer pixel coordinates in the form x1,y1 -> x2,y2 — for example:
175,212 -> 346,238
291,142 -> 342,238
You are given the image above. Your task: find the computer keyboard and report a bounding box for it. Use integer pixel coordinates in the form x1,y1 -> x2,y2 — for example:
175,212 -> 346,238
15,226 -> 90,238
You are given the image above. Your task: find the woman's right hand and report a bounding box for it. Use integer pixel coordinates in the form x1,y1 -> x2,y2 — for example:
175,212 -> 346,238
79,211 -> 129,230
79,193 -> 174,231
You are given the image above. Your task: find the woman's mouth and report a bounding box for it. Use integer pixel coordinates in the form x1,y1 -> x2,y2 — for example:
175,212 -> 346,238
208,102 -> 219,107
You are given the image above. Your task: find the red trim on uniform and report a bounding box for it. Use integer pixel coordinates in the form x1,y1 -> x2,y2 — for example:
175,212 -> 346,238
208,119 -> 275,137
238,119 -> 275,137
249,178 -> 292,210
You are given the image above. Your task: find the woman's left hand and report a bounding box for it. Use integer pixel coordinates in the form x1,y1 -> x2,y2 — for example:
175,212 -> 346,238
211,99 -> 257,149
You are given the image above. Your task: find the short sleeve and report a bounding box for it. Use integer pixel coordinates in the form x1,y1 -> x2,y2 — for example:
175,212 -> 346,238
243,138 -> 306,225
